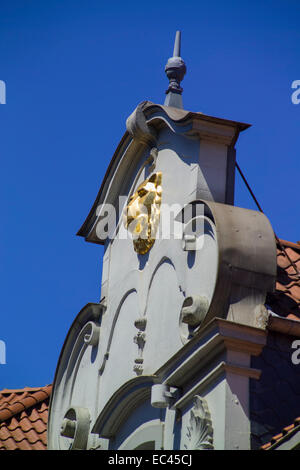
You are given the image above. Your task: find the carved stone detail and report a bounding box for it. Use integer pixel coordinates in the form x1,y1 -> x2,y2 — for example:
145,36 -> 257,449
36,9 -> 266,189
179,295 -> 210,345
133,363 -> 144,376
126,101 -> 157,146
184,396 -> 214,450
133,318 -> 147,375
254,304 -> 269,329
134,317 -> 147,331
134,331 -> 146,352
60,406 -> 91,450
83,321 -> 100,347
180,295 -> 209,328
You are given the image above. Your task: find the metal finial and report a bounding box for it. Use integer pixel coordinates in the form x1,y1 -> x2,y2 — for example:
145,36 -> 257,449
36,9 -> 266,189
164,31 -> 187,109
173,30 -> 181,57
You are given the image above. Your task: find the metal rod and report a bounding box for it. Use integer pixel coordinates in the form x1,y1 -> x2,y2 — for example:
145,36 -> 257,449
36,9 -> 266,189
236,161 -> 300,277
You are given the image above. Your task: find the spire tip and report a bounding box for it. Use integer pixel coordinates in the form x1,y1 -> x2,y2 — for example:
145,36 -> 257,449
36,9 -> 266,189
164,31 -> 187,109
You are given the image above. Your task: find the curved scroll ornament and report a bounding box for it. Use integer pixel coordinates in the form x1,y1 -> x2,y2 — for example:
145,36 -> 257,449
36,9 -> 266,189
123,172 -> 162,255
126,101 -> 157,146
184,396 -> 214,450
60,407 -> 91,450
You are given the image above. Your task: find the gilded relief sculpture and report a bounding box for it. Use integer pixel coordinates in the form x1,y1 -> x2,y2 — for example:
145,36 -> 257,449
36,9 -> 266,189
124,172 -> 162,255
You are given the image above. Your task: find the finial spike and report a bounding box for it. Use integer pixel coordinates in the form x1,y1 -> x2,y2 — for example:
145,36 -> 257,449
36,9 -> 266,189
164,31 -> 187,109
173,31 -> 181,57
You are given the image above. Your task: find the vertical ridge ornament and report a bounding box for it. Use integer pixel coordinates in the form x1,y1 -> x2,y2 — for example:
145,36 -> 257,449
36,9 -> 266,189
133,317 -> 147,375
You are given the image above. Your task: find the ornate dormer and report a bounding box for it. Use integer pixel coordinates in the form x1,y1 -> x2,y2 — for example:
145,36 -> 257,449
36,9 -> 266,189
48,32 -> 277,451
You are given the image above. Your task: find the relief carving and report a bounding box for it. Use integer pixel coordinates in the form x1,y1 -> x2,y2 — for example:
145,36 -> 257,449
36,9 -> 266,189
184,395 -> 214,450
133,318 -> 147,375
123,172 -> 162,255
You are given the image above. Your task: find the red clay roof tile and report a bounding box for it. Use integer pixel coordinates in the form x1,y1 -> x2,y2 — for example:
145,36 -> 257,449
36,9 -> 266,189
17,439 -> 33,451
261,442 -> 272,450
261,416 -> 300,450
33,440 -> 46,450
267,239 -> 300,320
0,437 -> 18,451
283,424 -> 295,433
12,427 -> 27,443
0,385 -> 52,450
0,426 -> 12,441
31,419 -> 47,435
271,432 -> 283,442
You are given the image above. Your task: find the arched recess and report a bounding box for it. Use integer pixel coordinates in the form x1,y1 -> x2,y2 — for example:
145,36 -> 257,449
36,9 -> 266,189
118,420 -> 164,450
91,375 -> 166,450
143,258 -> 184,372
99,289 -> 140,405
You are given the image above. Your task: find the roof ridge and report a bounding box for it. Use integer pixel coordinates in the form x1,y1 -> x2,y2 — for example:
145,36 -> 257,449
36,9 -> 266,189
278,239 -> 300,251
0,385 -> 51,395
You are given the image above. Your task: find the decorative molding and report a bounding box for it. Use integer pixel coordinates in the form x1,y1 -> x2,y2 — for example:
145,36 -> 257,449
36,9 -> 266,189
47,303 -> 103,450
91,376 -> 154,438
223,337 -> 265,356
224,363 -> 262,380
98,288 -> 137,376
254,304 -> 269,329
184,396 -> 214,450
133,363 -> 144,375
133,318 -> 147,375
60,406 -> 91,450
268,315 -> 300,337
179,295 -> 210,345
147,147 -> 158,173
83,321 -> 100,347
170,360 -> 262,413
134,317 -> 147,331
159,318 -> 267,397
180,295 -> 210,328
134,332 -> 146,350
126,101 -> 157,146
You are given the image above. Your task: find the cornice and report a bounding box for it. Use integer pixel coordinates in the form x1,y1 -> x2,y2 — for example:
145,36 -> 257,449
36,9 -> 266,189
155,318 -> 267,389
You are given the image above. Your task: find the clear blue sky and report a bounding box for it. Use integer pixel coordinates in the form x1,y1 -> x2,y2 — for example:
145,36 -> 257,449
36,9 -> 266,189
0,0 -> 299,388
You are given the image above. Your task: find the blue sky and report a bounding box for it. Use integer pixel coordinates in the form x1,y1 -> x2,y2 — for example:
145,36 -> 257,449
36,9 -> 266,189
0,0 -> 299,388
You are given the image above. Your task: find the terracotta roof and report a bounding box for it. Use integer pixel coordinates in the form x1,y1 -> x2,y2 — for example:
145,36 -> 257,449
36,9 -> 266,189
256,239 -> 300,450
267,239 -> 300,321
261,417 -> 300,450
0,385 -> 52,450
